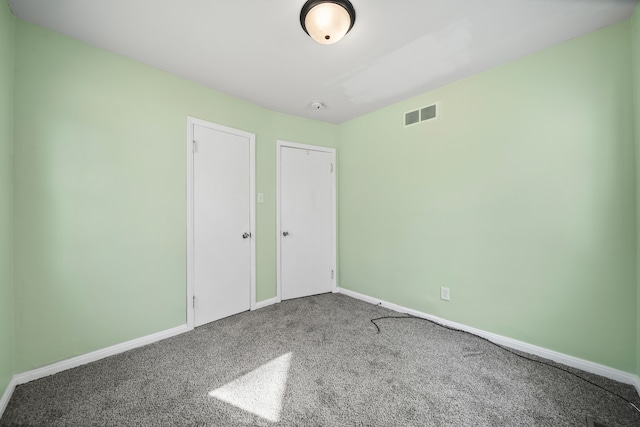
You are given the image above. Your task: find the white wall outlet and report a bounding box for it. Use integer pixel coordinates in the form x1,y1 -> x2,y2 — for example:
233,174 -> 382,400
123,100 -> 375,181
257,193 -> 264,203
440,287 -> 450,301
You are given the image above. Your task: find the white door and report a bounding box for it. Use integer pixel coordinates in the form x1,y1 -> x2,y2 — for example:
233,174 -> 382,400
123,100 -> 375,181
192,121 -> 254,327
278,143 -> 336,300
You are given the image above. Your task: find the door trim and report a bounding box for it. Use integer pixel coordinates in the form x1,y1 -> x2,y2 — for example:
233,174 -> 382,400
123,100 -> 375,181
186,116 -> 256,330
276,140 -> 337,302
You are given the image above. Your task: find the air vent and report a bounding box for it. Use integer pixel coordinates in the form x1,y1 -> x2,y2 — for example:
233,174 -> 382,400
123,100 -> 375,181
404,103 -> 438,128
421,105 -> 437,121
404,110 -> 419,126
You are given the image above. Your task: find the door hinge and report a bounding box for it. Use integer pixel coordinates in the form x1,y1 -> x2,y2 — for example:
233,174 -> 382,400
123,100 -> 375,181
330,163 -> 334,173
192,296 -> 196,309
331,270 -> 334,280
193,140 -> 198,153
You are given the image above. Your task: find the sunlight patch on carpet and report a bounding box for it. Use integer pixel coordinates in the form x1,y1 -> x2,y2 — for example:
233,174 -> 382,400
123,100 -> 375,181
208,352 -> 292,422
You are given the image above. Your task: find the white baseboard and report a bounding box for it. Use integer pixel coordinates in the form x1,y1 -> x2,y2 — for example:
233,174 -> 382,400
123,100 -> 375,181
337,287 -> 639,388
253,296 -> 280,310
3,291 -> 639,420
13,324 -> 189,386
0,376 -> 17,419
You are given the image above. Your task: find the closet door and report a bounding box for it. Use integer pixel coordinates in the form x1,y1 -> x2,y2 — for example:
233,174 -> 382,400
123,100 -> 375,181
278,142 -> 336,300
192,120 -> 254,326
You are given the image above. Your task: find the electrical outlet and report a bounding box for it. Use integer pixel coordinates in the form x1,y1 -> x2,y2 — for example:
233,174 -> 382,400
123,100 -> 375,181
440,287 -> 450,301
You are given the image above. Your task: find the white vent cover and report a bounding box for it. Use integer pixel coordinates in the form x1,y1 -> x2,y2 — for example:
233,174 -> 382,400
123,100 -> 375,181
404,103 -> 438,127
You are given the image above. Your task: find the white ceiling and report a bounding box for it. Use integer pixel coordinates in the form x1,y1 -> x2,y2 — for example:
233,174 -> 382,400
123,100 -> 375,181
7,0 -> 638,124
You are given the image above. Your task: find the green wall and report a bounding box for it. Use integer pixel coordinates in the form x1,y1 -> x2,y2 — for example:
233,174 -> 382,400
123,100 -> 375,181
0,0 -> 15,398
4,5 -> 640,380
12,20 -> 337,372
338,21 -> 637,372
633,4 -> 640,377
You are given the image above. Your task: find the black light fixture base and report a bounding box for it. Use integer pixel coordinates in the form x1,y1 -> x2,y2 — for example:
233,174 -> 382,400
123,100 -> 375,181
300,0 -> 356,38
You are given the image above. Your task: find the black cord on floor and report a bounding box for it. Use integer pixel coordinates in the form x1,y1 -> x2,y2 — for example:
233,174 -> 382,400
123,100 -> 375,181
370,314 -> 640,416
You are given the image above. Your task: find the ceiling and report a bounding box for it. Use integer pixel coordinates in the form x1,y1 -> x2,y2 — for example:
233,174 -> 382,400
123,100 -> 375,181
7,0 -> 638,124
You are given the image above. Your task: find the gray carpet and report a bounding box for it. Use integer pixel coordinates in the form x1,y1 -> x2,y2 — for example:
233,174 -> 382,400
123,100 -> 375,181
1,293 -> 639,426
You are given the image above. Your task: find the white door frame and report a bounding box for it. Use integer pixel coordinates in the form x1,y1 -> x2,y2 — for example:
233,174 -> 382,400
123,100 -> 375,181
186,116 -> 257,330
276,140 -> 337,301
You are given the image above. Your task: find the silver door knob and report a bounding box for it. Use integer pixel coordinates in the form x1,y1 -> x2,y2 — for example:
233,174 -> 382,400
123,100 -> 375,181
282,231 -> 289,236
242,232 -> 251,239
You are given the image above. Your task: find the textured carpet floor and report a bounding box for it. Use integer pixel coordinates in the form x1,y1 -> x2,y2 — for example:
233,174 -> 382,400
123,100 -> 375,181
1,293 -> 639,426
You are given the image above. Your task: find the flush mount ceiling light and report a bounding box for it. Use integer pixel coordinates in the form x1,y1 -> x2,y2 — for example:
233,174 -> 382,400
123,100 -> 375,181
300,0 -> 356,45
